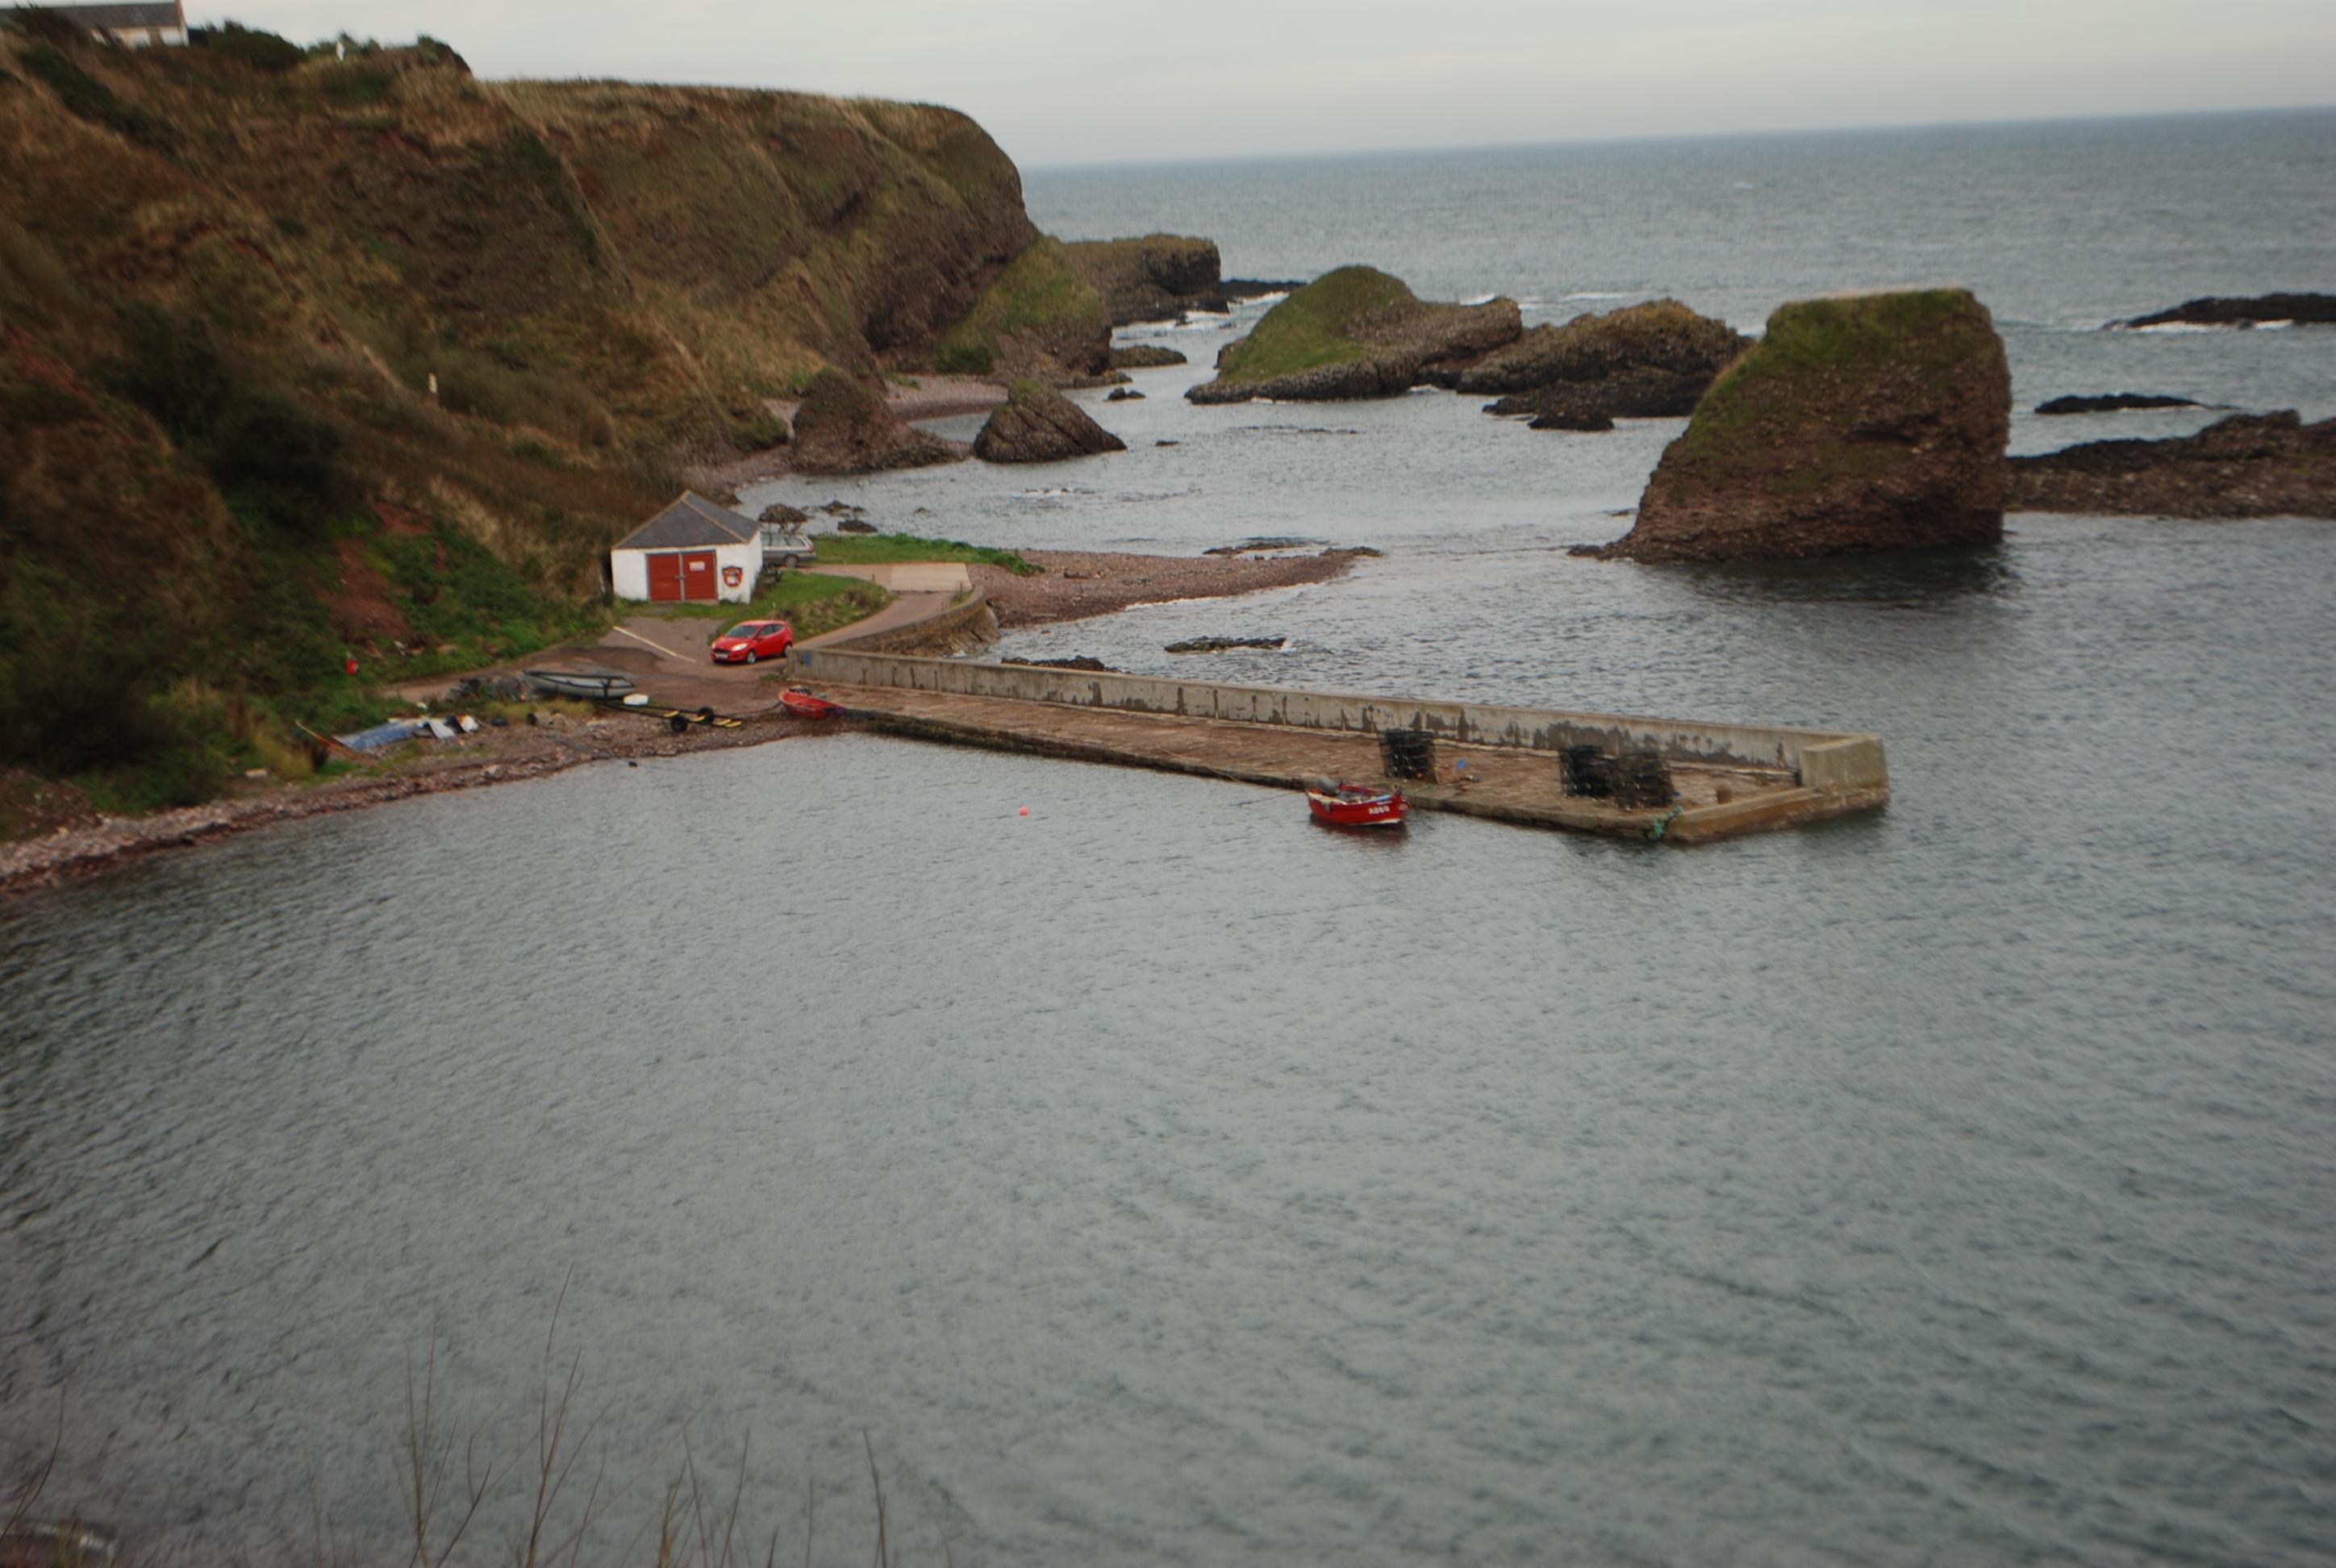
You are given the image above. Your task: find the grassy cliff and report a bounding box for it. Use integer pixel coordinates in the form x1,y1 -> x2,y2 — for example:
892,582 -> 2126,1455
0,19 -> 1092,815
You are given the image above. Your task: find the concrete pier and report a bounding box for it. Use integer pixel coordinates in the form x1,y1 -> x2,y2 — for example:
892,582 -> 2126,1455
792,643 -> 1889,844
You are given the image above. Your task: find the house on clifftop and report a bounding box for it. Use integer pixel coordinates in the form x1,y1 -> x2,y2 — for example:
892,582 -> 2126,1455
614,491 -> 786,604
17,2 -> 187,46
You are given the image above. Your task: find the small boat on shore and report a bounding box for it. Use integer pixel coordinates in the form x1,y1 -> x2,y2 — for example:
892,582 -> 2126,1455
526,669 -> 636,700
778,688 -> 846,719
1305,779 -> 1407,828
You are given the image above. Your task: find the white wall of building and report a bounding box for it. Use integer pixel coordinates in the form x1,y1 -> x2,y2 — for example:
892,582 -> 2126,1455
611,540 -> 761,603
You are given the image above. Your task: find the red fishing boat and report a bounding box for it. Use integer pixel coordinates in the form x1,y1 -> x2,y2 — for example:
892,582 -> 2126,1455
1305,779 -> 1407,828
778,688 -> 845,719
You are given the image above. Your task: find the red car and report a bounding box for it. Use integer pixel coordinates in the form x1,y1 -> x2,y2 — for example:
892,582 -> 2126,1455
711,619 -> 793,664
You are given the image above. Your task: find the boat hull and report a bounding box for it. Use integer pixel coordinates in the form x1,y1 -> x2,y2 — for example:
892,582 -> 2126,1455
525,669 -> 636,700
779,688 -> 845,719
1306,786 -> 1407,828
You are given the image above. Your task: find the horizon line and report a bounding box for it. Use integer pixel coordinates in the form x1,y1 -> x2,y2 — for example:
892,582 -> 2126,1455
1016,101 -> 2336,174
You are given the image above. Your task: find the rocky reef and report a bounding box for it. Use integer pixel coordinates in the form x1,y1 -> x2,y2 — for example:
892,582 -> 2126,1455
790,370 -> 966,475
2009,411 -> 2336,517
2117,294 -> 2336,329
1187,266 -> 1520,404
1109,344 -> 1189,369
1588,289 -> 2011,562
971,380 -> 1127,463
2035,392 -> 2202,415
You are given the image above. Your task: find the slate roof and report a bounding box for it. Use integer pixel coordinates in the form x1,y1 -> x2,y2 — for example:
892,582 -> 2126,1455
34,3 -> 185,28
614,492 -> 758,551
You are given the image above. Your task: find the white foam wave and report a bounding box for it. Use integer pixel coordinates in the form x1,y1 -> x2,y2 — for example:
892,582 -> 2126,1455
1564,291 -> 1635,301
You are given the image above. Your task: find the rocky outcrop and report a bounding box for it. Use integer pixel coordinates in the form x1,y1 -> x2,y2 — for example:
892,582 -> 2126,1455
971,380 -> 1127,463
1166,635 -> 1286,653
1490,366 -> 1720,423
1109,344 -> 1188,369
1064,235 -> 1227,323
1061,234 -> 1303,325
1462,299 -> 1747,393
2009,411 -> 2336,517
2035,392 -> 2201,415
1003,654 -> 1115,671
931,236 -> 1112,379
757,503 -> 811,525
1470,301 -> 1746,426
790,369 -> 966,475
2117,294 -> 2336,329
1187,266 -> 1520,404
1588,289 -> 2010,562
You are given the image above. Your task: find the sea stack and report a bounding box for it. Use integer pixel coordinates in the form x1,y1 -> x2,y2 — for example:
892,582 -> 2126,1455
1591,289 -> 2011,561
789,369 -> 966,476
973,380 -> 1128,463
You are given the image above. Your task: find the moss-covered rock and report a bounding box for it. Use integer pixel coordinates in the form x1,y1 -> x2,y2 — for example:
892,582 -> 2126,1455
1187,266 -> 1520,404
789,369 -> 965,475
932,236 -> 1111,379
1593,289 -> 2010,562
1063,233 -> 1224,324
971,378 -> 1125,464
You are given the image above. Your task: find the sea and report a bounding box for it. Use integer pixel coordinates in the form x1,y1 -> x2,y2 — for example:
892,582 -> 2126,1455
3,110 -> 2333,1566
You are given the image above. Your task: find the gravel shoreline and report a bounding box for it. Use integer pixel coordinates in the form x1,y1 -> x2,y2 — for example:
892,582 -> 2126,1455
2,545 -> 1370,901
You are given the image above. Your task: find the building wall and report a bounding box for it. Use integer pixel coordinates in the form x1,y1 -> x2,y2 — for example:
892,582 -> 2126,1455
611,542 -> 761,603
102,23 -> 186,45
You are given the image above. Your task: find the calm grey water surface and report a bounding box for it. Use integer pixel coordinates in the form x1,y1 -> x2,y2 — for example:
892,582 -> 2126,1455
6,114 -> 2336,1565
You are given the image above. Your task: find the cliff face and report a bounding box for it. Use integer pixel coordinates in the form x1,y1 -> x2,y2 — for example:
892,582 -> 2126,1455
0,23 -> 1098,807
1187,266 -> 1520,404
1594,290 -> 2010,562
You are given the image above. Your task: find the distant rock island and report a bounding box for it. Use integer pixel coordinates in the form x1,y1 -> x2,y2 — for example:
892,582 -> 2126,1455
1186,266 -> 1522,404
2035,393 -> 2202,415
1064,234 -> 1300,326
973,380 -> 1127,463
2009,411 -> 2336,518
1587,289 -> 2010,562
2116,294 -> 2336,329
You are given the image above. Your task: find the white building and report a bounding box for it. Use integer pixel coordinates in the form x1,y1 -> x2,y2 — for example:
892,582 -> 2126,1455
32,2 -> 188,47
610,492 -> 764,605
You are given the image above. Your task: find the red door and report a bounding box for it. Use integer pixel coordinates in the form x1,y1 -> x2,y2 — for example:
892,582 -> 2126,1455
647,553 -> 682,602
682,550 -> 717,600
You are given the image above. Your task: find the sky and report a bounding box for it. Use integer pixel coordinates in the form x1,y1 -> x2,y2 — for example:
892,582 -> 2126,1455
211,0 -> 2336,167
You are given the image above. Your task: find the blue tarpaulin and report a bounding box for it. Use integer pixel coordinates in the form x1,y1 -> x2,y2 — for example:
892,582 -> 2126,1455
336,719 -> 428,751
